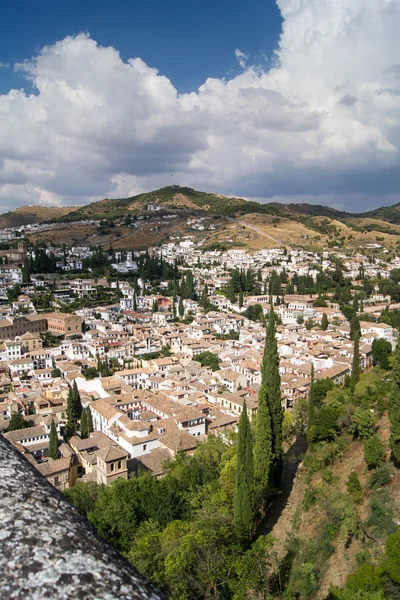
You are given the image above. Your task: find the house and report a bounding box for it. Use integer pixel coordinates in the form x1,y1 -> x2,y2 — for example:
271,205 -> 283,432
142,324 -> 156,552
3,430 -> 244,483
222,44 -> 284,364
96,445 -> 129,485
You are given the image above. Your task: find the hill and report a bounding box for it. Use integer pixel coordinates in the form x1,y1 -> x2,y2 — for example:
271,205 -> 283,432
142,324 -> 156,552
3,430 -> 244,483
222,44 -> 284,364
0,205 -> 78,229
3,186 -> 400,253
360,202 -> 400,224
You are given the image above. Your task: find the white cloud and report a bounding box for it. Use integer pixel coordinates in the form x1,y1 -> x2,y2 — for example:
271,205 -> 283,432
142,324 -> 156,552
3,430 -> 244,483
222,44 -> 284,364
1,1 -> 400,212
0,62 -> 9,68
235,48 -> 249,69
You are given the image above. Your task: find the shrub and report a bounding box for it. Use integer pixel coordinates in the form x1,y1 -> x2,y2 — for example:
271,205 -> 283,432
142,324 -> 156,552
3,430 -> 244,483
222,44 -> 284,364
346,564 -> 383,592
346,471 -> 363,503
369,465 -> 392,490
303,486 -> 319,512
363,436 -> 386,469
349,408 -> 376,439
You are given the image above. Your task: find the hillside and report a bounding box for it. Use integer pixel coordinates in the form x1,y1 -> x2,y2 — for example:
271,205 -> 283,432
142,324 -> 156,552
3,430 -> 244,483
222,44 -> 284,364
361,202 -> 400,224
0,205 -> 78,229
3,186 -> 400,253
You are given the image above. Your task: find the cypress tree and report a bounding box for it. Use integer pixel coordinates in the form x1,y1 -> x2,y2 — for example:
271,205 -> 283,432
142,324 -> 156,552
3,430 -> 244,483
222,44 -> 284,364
351,332 -> 360,389
178,297 -> 184,318
48,418 -> 58,460
307,364 -> 316,444
388,342 -> 400,463
72,380 -> 83,419
239,290 -> 244,309
254,381 -> 273,502
233,400 -> 255,540
80,408 -> 88,439
321,313 -> 328,331
66,386 -> 76,432
86,407 -> 94,435
262,304 -> 283,483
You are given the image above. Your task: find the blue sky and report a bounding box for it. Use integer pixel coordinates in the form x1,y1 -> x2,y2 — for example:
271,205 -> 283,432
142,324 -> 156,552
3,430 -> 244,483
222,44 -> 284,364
0,0 -> 400,212
0,0 -> 282,94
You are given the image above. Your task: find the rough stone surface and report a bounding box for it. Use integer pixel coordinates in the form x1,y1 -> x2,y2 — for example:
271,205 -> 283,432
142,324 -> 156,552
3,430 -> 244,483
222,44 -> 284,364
0,434 -> 164,600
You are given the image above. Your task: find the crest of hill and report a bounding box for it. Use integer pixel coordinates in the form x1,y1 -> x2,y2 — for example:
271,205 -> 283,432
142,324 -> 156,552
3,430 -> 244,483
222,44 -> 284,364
29,186 -> 352,224
0,205 -> 78,229
2,186 -> 400,228
360,202 -> 400,224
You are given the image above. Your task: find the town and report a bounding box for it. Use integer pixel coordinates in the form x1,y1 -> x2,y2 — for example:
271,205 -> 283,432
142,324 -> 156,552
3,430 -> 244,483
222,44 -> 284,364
0,231 -> 397,492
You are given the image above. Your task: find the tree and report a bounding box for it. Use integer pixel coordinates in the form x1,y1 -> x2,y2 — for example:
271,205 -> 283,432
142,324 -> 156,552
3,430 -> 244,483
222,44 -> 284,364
48,418 -> 59,460
321,313 -> 328,330
51,367 -> 62,378
86,407 -> 94,435
233,400 -> 255,540
22,257 -> 31,283
388,341 -> 400,463
66,381 -> 83,432
307,364 -> 316,443
364,435 -> 386,469
239,290 -> 243,309
351,332 -> 361,389
371,338 -> 392,370
178,296 -> 184,318
197,351 -> 220,372
6,412 -> 33,432
346,471 -> 362,503
262,306 -> 283,483
80,408 -> 88,439
254,381 -> 273,502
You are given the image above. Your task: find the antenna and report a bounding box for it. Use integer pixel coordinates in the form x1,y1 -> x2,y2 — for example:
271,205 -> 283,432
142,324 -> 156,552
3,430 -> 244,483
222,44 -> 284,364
171,174 -> 175,187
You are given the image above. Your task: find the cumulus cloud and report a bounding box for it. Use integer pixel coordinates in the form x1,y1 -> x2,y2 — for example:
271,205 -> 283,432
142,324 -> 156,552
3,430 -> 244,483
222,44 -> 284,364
1,0 -> 400,212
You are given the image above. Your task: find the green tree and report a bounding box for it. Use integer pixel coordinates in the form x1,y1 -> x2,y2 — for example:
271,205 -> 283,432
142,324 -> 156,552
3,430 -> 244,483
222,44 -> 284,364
86,407 -> 94,435
364,435 -> 386,469
307,364 -> 316,443
346,471 -> 363,503
48,418 -> 59,460
388,341 -> 400,463
178,296 -> 184,318
262,305 -> 283,483
22,257 -> 31,283
66,381 -> 83,432
233,400 -> 255,540
371,338 -> 392,370
197,351 -> 220,372
6,412 -> 33,432
321,312 -> 328,330
352,332 -> 361,389
254,380 -> 273,502
80,408 -> 88,439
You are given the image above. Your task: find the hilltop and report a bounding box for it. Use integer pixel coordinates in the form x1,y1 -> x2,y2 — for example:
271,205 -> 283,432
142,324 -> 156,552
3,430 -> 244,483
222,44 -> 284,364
0,205 -> 78,229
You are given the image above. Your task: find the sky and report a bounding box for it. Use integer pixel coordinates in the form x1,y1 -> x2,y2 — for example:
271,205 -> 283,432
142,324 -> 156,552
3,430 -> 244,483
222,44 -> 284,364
0,0 -> 400,213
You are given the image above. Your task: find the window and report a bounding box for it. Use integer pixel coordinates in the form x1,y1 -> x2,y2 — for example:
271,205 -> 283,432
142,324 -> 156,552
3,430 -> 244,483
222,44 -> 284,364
117,461 -> 122,470
143,444 -> 147,451
54,476 -> 60,486
110,463 -> 114,472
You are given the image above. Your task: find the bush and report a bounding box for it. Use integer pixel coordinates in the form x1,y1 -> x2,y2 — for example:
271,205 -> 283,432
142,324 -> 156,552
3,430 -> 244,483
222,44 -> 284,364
303,486 -> 319,512
369,465 -> 392,490
363,436 -> 386,469
349,408 -> 376,440
346,564 -> 383,592
347,471 -> 363,503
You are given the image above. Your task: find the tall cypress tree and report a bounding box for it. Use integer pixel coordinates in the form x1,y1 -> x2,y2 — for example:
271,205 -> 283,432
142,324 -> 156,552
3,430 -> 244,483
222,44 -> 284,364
86,407 -> 94,435
72,381 -> 83,419
388,342 -> 400,463
66,386 -> 76,432
48,418 -> 58,460
178,297 -> 184,318
351,332 -> 360,389
321,313 -> 328,331
307,363 -> 316,444
233,400 -> 255,540
80,408 -> 88,439
262,304 -> 283,483
254,381 -> 273,502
